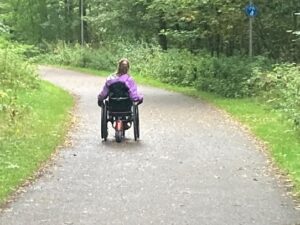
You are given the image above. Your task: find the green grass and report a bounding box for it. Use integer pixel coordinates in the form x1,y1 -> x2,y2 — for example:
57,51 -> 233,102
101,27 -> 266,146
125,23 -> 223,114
43,65 -> 300,196
0,81 -> 73,204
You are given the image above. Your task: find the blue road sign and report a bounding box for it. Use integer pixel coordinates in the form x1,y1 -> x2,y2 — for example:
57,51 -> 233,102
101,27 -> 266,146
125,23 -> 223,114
245,4 -> 258,17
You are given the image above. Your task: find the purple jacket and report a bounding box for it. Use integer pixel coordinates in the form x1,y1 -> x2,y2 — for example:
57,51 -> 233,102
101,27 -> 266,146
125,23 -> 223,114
98,74 -> 143,102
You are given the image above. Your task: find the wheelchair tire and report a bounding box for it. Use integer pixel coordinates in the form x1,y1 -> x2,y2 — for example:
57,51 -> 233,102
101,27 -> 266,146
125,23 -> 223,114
101,103 -> 108,141
133,105 -> 140,141
115,130 -> 123,143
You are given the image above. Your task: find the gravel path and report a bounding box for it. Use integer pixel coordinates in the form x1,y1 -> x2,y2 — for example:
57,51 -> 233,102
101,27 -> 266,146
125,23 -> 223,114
0,66 -> 299,225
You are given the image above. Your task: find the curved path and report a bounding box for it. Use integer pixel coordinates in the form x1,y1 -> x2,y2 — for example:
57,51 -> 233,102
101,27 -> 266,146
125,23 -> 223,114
1,66 -> 299,225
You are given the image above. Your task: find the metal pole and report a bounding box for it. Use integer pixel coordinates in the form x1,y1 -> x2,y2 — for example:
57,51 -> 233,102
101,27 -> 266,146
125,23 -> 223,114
249,0 -> 253,57
81,0 -> 84,45
249,17 -> 253,57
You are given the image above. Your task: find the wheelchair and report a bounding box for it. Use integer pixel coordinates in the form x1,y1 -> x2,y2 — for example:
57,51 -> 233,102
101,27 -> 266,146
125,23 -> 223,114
100,82 -> 140,143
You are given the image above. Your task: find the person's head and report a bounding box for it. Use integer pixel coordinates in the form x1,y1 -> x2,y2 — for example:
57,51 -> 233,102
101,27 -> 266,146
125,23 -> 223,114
117,58 -> 130,75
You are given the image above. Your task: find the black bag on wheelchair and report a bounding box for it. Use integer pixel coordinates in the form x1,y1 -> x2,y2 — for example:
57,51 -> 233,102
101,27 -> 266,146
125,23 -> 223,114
107,82 -> 132,112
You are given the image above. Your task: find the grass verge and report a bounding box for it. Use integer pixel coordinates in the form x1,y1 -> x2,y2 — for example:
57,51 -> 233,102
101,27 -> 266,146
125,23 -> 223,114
44,65 -> 300,196
0,81 -> 73,205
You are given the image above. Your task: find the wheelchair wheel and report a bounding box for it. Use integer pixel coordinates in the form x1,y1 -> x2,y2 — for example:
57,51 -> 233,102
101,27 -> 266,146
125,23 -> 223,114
115,120 -> 123,143
133,105 -> 140,141
101,103 -> 108,141
115,130 -> 123,143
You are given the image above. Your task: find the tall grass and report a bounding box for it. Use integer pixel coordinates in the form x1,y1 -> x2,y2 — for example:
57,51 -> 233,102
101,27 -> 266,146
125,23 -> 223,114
0,38 -> 39,121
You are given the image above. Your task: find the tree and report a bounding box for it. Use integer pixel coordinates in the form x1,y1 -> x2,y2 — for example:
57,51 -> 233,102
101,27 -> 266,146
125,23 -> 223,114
1,0 -> 300,61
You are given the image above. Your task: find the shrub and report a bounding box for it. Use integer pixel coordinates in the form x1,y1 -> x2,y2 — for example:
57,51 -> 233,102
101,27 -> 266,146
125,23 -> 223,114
195,56 -> 271,98
0,38 -> 39,120
37,42 -> 272,98
35,42 -> 118,71
138,48 -> 199,86
37,42 -> 199,86
255,64 -> 300,128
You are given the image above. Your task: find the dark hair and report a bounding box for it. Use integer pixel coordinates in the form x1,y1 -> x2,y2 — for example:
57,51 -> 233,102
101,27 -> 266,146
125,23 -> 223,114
117,58 -> 130,75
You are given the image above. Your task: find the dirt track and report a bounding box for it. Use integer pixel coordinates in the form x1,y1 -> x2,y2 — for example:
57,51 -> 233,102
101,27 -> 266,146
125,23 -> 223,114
0,66 -> 299,225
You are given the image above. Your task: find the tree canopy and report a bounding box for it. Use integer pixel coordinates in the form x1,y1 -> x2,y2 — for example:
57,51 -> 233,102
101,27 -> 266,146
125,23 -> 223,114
1,0 -> 300,61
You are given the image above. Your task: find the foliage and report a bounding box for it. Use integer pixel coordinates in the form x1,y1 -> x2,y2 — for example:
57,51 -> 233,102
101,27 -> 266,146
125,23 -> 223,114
86,0 -> 154,43
255,64 -> 300,128
1,0 -> 300,61
36,42 -> 269,97
137,48 -> 198,86
0,38 -> 39,121
1,0 -> 82,43
36,40 -> 159,73
36,41 -> 116,71
41,42 -> 270,95
194,56 -> 272,98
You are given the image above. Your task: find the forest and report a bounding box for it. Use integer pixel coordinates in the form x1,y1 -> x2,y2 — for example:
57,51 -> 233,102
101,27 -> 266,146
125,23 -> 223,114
1,0 -> 300,59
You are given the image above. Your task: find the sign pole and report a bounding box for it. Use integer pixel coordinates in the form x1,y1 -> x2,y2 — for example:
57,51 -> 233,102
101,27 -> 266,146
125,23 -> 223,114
249,0 -> 253,58
249,15 -> 253,57
245,1 -> 257,57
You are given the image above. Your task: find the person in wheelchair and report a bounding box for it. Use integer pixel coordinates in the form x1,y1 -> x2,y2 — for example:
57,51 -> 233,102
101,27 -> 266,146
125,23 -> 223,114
97,58 -> 143,106
97,59 -> 143,140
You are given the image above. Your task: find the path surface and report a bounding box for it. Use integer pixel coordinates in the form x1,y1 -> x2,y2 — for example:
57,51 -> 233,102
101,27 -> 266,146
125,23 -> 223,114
0,66 -> 300,225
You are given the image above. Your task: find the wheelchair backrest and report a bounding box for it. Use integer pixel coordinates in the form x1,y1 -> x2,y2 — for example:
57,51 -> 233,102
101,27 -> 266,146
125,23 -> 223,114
108,82 -> 132,112
108,82 -> 129,98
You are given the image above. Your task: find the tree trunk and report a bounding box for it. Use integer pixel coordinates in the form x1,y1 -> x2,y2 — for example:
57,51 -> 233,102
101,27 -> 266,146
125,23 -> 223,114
83,1 -> 89,43
158,12 -> 168,50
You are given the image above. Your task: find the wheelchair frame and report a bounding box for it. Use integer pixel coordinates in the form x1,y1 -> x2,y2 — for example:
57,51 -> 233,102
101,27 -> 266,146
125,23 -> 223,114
101,98 -> 140,143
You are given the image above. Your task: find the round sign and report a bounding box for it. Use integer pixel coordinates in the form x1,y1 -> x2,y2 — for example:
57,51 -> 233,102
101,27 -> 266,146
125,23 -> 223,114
245,4 -> 258,17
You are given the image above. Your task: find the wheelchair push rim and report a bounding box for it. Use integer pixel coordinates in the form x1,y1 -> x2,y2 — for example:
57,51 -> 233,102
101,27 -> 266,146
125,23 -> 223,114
101,103 -> 108,141
133,105 -> 140,141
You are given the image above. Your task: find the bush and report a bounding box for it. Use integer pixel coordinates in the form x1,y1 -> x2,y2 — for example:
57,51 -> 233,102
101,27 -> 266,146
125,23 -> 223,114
195,56 -> 271,98
255,64 -> 300,128
0,41 -> 38,89
35,42 -> 117,71
37,42 -> 201,87
37,42 -> 272,98
137,48 -> 197,86
0,38 -> 39,120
